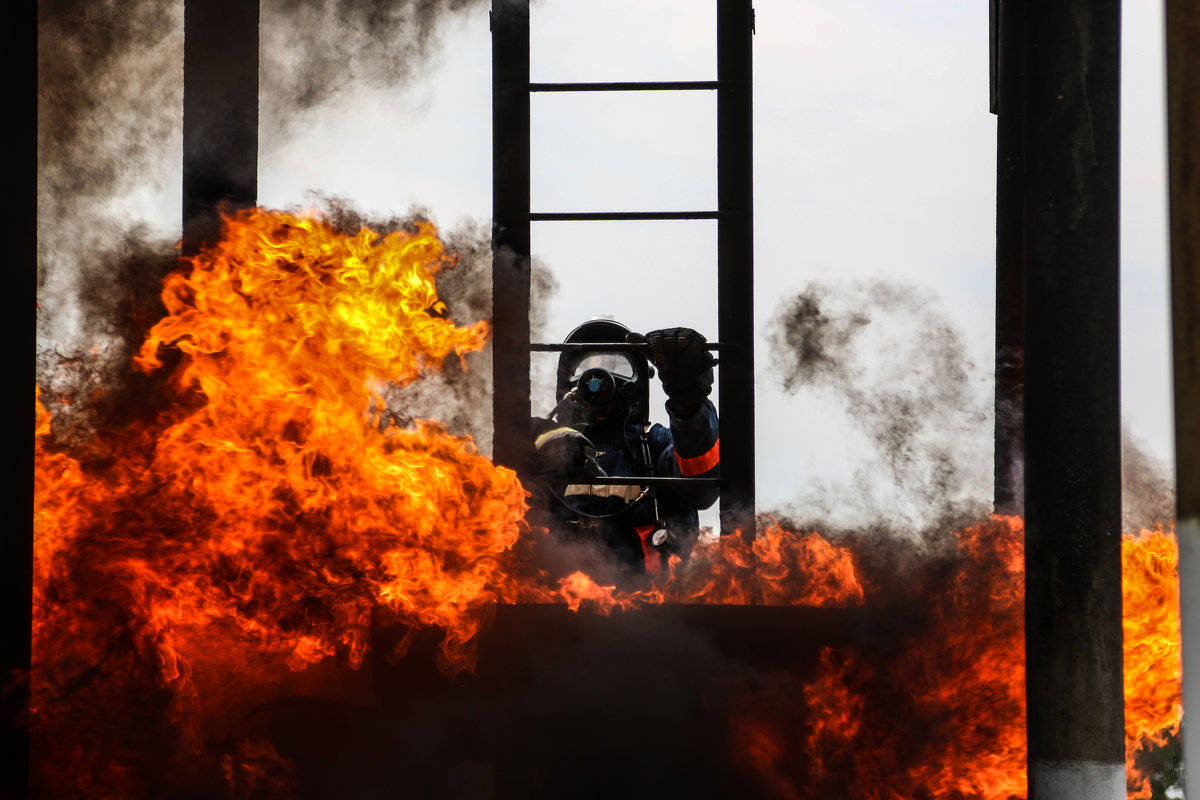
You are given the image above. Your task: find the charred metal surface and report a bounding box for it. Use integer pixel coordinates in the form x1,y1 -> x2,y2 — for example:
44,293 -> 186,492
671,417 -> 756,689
491,0 -> 534,476
1166,0 -> 1200,781
1017,0 -> 1125,785
717,0 -> 756,542
993,0 -> 1027,515
263,605 -> 877,800
182,0 -> 259,254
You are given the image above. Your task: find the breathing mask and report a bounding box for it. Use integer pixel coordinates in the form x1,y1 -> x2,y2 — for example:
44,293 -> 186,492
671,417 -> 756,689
568,352 -> 639,421
554,317 -> 652,426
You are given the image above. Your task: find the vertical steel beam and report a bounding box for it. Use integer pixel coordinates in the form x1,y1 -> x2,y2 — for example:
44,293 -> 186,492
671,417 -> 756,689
989,0 -> 999,115
490,0 -> 533,475
993,0 -> 1027,516
8,2 -> 36,795
1166,0 -> 1200,783
1020,0 -> 1125,797
489,15 -> 535,791
716,0 -> 756,542
182,0 -> 259,253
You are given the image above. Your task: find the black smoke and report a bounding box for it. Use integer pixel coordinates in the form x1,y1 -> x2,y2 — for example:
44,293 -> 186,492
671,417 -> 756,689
37,0 -> 500,437
766,279 -> 993,536
37,0 -> 181,239
260,0 -> 489,143
1122,425 -> 1176,534
764,278 -> 1177,539
36,229 -> 179,451
37,0 -> 183,416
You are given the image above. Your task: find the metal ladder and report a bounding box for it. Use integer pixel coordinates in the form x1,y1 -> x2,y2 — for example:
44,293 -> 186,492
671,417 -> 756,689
490,0 -> 755,540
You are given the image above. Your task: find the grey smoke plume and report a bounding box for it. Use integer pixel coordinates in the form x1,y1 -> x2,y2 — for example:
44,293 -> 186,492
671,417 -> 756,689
766,280 -> 1178,538
38,0 -> 504,441
1122,426 -> 1176,533
37,0 -> 183,400
36,229 -> 179,450
37,0 -> 182,236
766,280 -> 993,536
261,0 -> 488,141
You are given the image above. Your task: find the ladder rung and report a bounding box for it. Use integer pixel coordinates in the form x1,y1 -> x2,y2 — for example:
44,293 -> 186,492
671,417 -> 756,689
539,476 -> 721,487
530,211 -> 719,222
530,81 -> 723,92
531,342 -> 722,352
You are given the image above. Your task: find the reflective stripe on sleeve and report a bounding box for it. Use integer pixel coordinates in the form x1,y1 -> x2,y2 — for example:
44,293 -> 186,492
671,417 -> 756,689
564,483 -> 644,501
535,427 -> 578,448
675,439 -> 719,476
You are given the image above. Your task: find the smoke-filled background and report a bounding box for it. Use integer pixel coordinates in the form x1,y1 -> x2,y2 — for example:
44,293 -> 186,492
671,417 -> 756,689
37,0 -> 1173,530
34,2 -> 1181,798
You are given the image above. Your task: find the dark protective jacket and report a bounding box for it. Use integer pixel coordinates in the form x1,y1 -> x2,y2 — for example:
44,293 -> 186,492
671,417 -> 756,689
533,399 -> 720,574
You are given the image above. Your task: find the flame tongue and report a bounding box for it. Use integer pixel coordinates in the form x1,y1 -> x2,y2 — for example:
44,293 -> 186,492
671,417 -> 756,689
1122,526 -> 1183,798
126,208 -> 524,670
134,209 -> 492,517
723,518 -> 1183,800
31,207 -> 1184,798
34,208 -> 531,792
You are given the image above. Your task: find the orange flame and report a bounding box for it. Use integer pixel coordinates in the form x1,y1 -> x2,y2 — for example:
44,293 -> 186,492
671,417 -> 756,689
554,520 -> 866,608
33,208 -> 529,795
786,517 -> 1027,800
723,517 -> 1182,799
32,208 -> 1183,798
1122,526 -> 1183,799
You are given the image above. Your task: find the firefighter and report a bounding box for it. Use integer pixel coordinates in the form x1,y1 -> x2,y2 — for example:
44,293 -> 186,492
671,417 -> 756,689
530,317 -> 720,577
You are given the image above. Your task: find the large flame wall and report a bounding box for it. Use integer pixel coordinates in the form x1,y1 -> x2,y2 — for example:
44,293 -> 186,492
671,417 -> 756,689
32,209 -> 1182,799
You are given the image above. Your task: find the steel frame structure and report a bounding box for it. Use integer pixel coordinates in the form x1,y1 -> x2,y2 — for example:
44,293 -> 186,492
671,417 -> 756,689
992,0 -> 1125,794
181,0 -> 259,252
491,0 -> 756,539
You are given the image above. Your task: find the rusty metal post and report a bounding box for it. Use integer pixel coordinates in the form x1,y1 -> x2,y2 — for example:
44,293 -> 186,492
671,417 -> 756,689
717,0 -> 756,542
1166,0 -> 1200,782
490,0 -> 533,476
182,0 -> 259,253
1019,0 -> 1126,796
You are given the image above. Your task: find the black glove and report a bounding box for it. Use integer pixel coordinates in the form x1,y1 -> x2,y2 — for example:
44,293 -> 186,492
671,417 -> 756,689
629,327 -> 714,415
533,427 -> 606,479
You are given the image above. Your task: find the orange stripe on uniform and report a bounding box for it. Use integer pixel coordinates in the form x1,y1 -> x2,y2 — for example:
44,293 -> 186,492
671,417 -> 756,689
675,439 -> 719,476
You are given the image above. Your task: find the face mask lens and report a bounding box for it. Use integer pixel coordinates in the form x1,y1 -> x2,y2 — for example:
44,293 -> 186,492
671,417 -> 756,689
569,352 -> 636,381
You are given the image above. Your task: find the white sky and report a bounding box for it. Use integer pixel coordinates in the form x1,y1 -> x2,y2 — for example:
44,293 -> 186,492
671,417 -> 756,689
255,0 -> 1172,526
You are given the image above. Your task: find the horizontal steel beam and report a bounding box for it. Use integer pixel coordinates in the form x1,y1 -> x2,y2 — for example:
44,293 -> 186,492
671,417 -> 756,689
530,80 -> 723,92
536,476 -> 720,487
531,342 -> 722,352
530,211 -> 720,222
